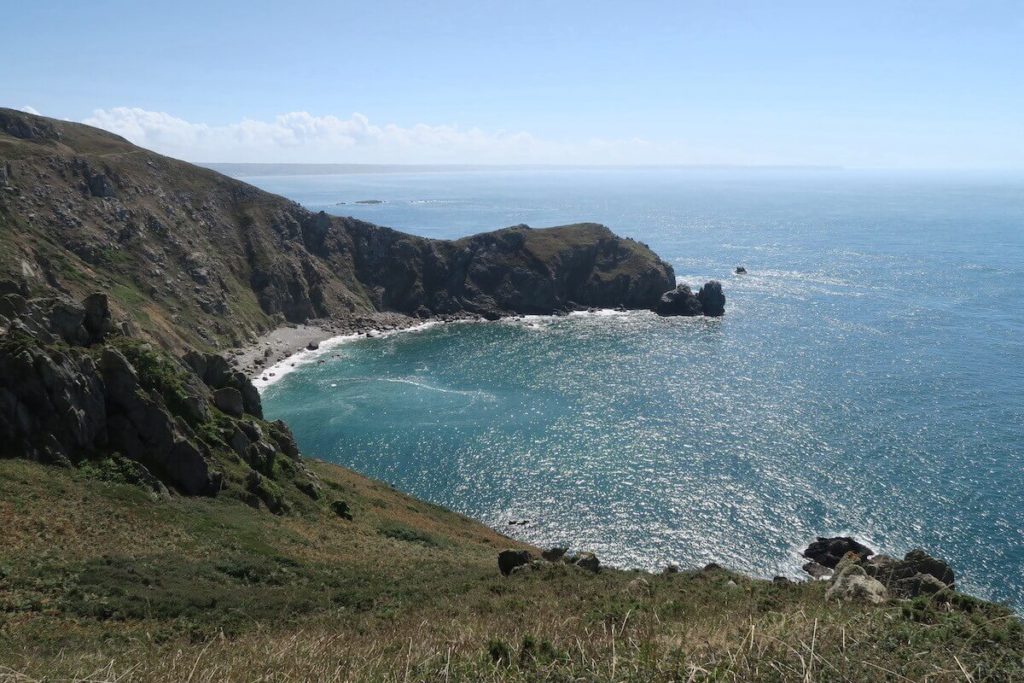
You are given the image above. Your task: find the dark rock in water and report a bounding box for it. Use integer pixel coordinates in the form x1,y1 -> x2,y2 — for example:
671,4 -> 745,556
331,499 -> 353,520
803,536 -> 874,569
213,387 -> 244,417
481,310 -> 502,321
735,266 -> 747,274
864,549 -> 955,596
306,341 -> 319,350
702,562 -> 725,572
542,547 -> 567,562
654,284 -> 702,316
498,549 -> 532,576
697,280 -> 726,317
574,552 -> 601,573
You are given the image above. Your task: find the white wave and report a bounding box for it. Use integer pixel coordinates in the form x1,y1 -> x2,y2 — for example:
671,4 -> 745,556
380,377 -> 492,399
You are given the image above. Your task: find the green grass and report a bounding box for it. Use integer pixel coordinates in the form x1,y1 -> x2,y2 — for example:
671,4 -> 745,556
0,458 -> 1021,682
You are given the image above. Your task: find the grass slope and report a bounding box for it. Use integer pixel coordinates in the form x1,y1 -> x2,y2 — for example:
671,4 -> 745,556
1,459 -> 1021,682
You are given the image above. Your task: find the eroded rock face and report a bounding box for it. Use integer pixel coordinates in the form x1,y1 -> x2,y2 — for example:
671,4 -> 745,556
214,387 -> 244,417
0,291 -> 309,505
184,350 -> 263,418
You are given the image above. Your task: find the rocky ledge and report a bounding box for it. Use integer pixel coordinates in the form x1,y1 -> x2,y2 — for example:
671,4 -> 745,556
0,283 -> 336,514
802,536 -> 956,604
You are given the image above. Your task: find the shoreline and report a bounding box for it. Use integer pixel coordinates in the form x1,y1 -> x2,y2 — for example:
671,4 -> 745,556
232,307 -> 641,390
229,312 -> 479,389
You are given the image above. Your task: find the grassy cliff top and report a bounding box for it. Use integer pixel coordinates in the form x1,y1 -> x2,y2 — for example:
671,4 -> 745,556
1,455 -> 1021,682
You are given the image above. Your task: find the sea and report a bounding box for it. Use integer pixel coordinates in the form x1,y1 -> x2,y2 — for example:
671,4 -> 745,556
238,168 -> 1024,610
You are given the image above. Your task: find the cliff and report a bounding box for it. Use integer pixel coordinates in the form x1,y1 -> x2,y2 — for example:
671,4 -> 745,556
1,108 -> 1020,681
0,108 -> 676,352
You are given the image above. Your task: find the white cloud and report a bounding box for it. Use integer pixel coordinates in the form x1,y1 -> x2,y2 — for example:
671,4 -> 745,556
18,105 -> 40,115
81,107 -> 672,165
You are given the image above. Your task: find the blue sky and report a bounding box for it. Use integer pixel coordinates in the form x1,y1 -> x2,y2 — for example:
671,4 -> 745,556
3,0 -> 1022,167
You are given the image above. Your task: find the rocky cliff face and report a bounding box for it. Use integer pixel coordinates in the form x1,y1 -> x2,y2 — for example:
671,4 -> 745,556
0,288 -> 320,511
0,108 -> 677,352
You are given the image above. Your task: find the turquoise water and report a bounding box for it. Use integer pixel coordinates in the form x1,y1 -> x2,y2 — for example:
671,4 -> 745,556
250,169 -> 1024,609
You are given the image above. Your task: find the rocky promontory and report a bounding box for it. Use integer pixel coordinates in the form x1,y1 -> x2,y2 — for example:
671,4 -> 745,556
0,108 -> 686,353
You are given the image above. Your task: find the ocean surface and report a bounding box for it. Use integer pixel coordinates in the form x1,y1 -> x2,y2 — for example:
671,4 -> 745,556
245,168 -> 1024,610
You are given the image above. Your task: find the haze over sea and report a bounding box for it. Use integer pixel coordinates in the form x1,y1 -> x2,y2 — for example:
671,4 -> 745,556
245,168 -> 1024,610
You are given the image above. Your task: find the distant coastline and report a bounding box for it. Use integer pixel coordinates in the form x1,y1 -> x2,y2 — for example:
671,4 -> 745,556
201,162 -> 843,178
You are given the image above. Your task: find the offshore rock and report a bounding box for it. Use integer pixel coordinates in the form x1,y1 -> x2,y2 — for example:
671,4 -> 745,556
655,284 -> 703,316
803,537 -> 874,569
697,280 -> 726,316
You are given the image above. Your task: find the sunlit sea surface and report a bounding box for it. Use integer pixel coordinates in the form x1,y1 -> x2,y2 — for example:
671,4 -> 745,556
244,169 -> 1024,610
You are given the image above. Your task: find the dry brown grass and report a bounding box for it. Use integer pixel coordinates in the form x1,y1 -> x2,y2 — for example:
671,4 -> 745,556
1,458 -> 1022,682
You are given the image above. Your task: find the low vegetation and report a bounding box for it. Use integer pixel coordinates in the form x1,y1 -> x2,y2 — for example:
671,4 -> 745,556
1,457 -> 1021,682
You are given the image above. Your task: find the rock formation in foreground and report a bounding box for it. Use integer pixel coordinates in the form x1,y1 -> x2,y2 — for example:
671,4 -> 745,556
0,287 -> 325,512
801,536 -> 957,603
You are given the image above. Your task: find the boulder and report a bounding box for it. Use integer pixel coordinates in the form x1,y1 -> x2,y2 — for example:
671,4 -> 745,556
498,549 -> 532,576
574,552 -> 601,573
213,387 -> 244,417
654,284 -> 702,316
697,280 -> 726,316
46,299 -> 87,344
268,419 -> 300,459
803,536 -> 874,569
330,500 -> 353,520
826,563 -> 888,604
82,293 -> 114,343
541,547 -> 567,562
864,549 -> 955,597
734,266 -> 747,274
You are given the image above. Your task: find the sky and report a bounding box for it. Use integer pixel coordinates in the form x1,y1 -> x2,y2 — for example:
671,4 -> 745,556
3,0 -> 1023,167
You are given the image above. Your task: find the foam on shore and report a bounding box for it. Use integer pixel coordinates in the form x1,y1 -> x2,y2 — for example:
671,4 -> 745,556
252,321 -> 442,391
